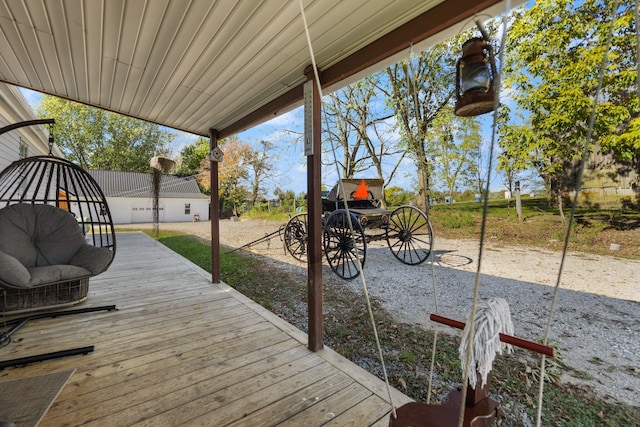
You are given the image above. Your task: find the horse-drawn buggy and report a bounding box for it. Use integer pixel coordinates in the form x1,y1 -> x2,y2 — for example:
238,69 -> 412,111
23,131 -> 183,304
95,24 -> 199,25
283,178 -> 433,279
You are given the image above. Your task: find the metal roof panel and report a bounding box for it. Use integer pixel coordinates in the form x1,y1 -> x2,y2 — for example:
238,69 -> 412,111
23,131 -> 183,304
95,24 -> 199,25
0,0 -> 512,136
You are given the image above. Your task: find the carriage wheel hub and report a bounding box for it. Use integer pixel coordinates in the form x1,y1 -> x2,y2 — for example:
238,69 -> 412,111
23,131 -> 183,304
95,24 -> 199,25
399,230 -> 412,242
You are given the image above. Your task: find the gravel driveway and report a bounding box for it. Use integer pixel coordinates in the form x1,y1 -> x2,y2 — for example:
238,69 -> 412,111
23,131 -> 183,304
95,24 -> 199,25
125,219 -> 640,407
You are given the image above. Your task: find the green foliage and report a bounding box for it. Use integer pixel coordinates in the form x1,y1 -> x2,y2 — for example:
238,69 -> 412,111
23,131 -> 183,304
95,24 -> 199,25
193,136 -> 278,217
177,137 -> 209,176
384,38 -> 461,199
246,139 -> 275,205
501,0 -> 639,197
38,95 -> 173,171
242,190 -> 307,221
273,187 -> 296,206
198,136 -> 251,215
384,186 -> 415,206
426,107 -> 482,196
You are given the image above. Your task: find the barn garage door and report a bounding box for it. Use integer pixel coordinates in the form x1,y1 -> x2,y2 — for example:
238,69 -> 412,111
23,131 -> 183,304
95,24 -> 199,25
131,204 -> 165,223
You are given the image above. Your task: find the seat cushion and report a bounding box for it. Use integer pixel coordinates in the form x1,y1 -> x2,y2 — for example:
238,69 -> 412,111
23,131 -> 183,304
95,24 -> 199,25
0,203 -> 87,267
27,265 -> 92,287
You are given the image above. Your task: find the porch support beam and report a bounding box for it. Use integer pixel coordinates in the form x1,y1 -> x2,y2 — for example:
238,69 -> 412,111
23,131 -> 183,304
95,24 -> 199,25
209,128 -> 221,284
305,65 -> 323,352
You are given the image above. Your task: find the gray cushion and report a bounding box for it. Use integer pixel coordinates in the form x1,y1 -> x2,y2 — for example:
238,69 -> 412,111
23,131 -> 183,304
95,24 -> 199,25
0,204 -> 39,267
0,203 -> 113,289
27,265 -> 92,287
0,204 -> 87,267
0,250 -> 30,288
70,245 -> 113,275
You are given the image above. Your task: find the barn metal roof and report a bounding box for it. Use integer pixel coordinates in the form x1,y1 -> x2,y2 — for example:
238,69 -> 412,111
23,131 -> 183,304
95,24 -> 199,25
0,0 -> 514,138
88,169 -> 209,199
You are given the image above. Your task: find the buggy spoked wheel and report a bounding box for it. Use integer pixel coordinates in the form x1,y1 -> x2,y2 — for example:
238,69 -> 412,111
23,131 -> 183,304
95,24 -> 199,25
323,209 -> 366,280
284,212 -> 308,262
386,205 -> 433,265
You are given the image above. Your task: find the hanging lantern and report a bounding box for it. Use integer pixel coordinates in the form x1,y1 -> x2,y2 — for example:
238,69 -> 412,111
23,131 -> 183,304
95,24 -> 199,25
454,37 -> 497,117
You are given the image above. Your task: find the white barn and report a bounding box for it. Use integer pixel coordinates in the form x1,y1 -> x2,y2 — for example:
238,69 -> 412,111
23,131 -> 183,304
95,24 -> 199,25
88,170 -> 210,224
0,84 -> 62,169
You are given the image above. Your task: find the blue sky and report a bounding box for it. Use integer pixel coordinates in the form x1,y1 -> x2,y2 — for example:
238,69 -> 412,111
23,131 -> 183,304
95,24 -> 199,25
235,105 -> 420,198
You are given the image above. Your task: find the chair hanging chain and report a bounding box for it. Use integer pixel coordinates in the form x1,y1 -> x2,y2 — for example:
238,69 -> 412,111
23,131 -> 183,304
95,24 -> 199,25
1,291 -> 9,347
47,122 -> 55,155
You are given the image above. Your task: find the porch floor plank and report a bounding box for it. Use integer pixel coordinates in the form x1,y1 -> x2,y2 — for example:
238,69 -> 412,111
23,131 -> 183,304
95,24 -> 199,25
0,232 -> 412,426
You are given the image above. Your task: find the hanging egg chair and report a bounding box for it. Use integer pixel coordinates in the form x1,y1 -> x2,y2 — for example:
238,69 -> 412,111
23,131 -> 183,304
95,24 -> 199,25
0,154 -> 116,313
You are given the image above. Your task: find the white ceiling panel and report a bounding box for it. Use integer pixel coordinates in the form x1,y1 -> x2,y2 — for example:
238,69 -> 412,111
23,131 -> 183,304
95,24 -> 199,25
0,0 -> 512,137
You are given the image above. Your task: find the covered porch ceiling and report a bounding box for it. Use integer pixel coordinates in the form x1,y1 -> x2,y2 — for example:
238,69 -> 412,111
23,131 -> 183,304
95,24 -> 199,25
0,0 -> 516,139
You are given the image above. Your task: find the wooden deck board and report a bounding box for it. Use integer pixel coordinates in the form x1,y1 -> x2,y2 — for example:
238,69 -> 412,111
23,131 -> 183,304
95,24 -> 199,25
0,232 -> 412,426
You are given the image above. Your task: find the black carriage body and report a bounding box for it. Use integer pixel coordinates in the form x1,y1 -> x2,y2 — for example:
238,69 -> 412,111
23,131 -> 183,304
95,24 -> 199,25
322,179 -> 389,231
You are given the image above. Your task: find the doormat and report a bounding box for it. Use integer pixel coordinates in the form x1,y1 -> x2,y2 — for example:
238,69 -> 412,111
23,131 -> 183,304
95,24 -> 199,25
0,369 -> 75,427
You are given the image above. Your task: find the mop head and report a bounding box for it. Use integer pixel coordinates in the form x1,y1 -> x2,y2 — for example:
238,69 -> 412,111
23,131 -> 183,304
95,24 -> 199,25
459,297 -> 514,389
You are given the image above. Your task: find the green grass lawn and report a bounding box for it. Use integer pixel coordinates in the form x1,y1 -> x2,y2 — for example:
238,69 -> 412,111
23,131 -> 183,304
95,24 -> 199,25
422,197 -> 640,259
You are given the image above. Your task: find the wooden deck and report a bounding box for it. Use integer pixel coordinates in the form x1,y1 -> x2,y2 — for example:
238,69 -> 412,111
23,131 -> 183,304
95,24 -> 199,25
0,232 -> 412,426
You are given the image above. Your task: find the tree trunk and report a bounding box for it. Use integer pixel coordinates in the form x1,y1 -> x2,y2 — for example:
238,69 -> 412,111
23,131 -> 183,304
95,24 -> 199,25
417,156 -> 431,214
515,181 -> 522,222
557,192 -> 566,225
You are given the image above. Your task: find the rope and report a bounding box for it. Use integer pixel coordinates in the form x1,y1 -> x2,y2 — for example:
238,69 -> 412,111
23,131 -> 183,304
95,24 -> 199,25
535,2 -> 618,425
401,43 -> 442,405
298,0 -> 397,417
457,6 -> 509,424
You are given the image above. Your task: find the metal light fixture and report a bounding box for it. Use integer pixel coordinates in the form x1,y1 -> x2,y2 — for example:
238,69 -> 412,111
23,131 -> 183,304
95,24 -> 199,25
454,36 -> 497,117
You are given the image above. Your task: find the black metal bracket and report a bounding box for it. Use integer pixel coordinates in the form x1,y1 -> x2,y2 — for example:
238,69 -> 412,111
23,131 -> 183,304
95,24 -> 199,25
0,119 -> 55,136
0,305 -> 116,369
0,346 -> 95,370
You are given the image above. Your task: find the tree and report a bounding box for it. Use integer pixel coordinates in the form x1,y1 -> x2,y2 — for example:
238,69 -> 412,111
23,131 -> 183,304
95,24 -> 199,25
502,0 -> 640,213
382,37 -> 466,211
177,137 -> 210,176
323,75 -> 395,178
427,109 -> 482,197
384,186 -> 415,207
469,146 -> 490,196
196,136 -> 251,215
323,85 -> 366,178
323,74 -> 405,206
38,95 -> 173,171
273,187 -> 296,211
247,140 -> 275,206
